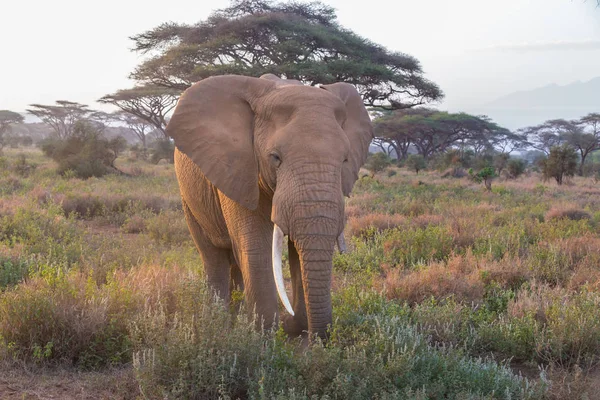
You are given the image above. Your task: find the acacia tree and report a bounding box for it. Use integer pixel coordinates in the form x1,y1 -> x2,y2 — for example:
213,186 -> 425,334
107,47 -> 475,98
519,119 -> 571,155
574,113 -> 600,175
27,101 -> 92,139
113,111 -> 153,154
0,110 -> 24,151
373,109 -> 513,160
539,144 -> 578,185
523,117 -> 600,175
99,85 -> 179,136
128,0 -> 442,109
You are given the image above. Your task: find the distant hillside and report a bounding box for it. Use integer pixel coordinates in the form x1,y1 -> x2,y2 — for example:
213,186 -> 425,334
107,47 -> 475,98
472,77 -> 600,130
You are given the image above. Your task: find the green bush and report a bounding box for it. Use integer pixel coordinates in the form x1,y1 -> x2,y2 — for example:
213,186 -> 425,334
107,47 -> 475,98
364,152 -> 392,178
538,144 -> 578,185
0,256 -> 30,289
146,211 -> 191,245
470,166 -> 496,191
0,271 -> 134,368
506,158 -> 526,179
131,286 -> 542,399
40,121 -> 127,179
406,154 -> 427,174
149,139 -> 175,164
0,205 -> 83,264
383,225 -> 454,267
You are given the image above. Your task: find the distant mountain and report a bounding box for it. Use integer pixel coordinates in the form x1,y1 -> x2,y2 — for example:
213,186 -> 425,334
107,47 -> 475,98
472,77 -> 600,130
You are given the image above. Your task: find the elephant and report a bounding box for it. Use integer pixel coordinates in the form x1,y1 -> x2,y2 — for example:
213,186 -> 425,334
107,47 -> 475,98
167,73 -> 373,339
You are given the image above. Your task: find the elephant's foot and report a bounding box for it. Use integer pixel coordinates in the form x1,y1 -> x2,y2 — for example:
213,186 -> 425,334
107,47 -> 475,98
282,314 -> 308,337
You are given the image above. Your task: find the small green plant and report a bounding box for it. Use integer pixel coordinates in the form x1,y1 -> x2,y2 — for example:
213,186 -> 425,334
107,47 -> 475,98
406,154 -> 427,174
364,152 -> 392,178
470,166 -> 496,191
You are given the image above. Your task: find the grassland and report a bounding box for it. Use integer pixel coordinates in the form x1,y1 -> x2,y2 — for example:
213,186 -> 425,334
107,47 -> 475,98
2,148 -> 600,399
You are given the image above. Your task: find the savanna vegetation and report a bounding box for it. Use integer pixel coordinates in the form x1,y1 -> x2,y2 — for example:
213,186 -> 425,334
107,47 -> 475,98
2,145 -> 600,398
2,1 -> 600,398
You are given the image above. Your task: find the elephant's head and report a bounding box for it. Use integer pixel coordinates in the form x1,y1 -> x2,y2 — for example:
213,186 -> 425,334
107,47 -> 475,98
167,74 -> 373,338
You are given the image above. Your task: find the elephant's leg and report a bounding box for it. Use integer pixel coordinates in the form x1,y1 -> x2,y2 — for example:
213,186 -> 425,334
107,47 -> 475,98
183,201 -> 231,301
283,239 -> 308,336
220,196 -> 278,331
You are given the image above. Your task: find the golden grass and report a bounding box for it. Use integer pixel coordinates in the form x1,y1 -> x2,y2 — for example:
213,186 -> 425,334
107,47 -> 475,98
346,213 -> 406,237
382,252 -> 485,305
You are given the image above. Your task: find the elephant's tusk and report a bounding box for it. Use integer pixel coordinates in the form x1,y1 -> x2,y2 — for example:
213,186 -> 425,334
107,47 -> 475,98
336,232 -> 347,254
272,225 -> 295,316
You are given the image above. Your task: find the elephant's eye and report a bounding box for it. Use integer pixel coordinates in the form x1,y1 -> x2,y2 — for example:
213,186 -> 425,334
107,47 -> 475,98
270,153 -> 282,167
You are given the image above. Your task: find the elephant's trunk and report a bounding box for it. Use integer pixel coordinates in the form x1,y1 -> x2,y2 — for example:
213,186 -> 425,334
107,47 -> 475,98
271,163 -> 344,339
295,234 -> 335,339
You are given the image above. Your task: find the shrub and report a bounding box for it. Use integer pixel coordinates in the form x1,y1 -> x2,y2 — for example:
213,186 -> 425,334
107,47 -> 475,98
121,215 -> 147,234
0,176 -> 23,195
545,206 -> 591,222
364,152 -> 392,178
0,271 -> 133,367
0,205 -> 83,264
40,121 -> 127,179
12,154 -> 37,177
0,256 -> 30,289
470,166 -> 496,191
405,154 -> 426,174
131,286 -> 541,399
149,139 -> 175,164
506,158 -> 526,179
382,225 -> 454,267
493,153 -> 510,175
146,211 -> 190,245
347,213 -> 406,238
384,260 -> 484,305
539,144 -> 578,185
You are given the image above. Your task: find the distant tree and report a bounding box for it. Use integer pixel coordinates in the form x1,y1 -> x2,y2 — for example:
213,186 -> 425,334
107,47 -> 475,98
374,109 -> 513,160
99,85 -> 179,136
149,139 -> 175,164
539,144 -> 578,185
106,136 -> 128,169
573,113 -> 600,175
113,111 -> 153,157
493,130 -> 529,154
470,166 -> 495,191
129,0 -> 442,109
0,110 -> 24,151
523,117 -> 599,175
520,119 -> 570,155
364,152 -> 392,178
506,158 -> 526,179
371,137 -> 396,158
493,153 -> 510,175
27,101 -> 92,139
405,154 -> 426,174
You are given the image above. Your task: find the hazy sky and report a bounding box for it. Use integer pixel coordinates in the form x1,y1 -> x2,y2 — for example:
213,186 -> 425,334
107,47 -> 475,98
1,0 -> 599,114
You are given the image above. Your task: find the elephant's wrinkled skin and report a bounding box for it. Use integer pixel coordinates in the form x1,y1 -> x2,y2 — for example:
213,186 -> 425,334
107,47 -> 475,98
167,74 -> 373,339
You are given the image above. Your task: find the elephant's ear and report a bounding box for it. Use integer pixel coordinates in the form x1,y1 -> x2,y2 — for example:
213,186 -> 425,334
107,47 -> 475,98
167,75 -> 275,210
321,83 -> 374,196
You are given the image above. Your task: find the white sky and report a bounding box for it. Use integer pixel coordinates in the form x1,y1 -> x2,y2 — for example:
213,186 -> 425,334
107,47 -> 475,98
1,0 -> 599,114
